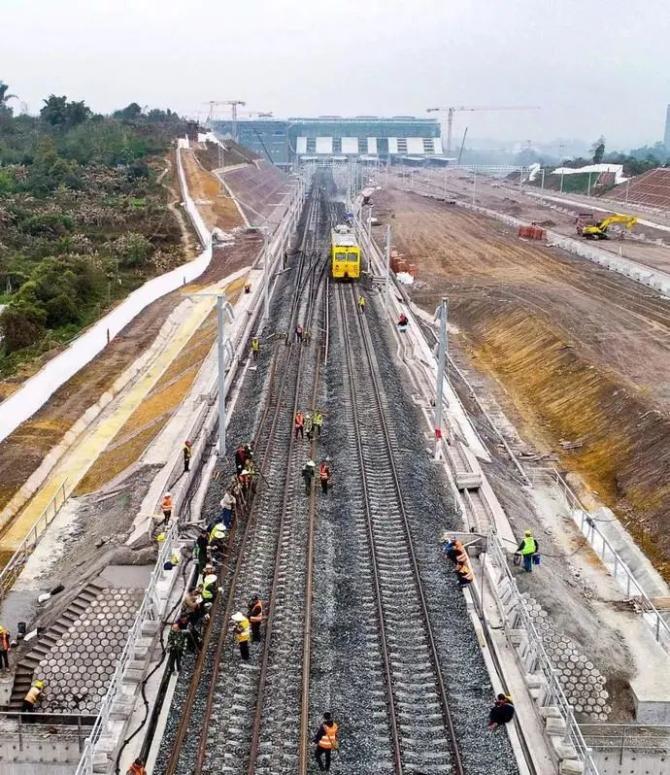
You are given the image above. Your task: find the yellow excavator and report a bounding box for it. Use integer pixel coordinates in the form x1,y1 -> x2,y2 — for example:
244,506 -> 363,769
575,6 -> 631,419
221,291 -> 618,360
578,213 -> 638,240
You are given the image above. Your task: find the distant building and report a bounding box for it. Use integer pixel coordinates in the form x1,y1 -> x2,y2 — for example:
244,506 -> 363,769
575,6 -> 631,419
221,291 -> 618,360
211,116 -> 443,166
665,104 -> 670,150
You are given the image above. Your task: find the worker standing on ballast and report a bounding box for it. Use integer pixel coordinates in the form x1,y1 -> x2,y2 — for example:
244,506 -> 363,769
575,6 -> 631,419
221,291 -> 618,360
250,336 -> 260,361
295,410 -> 305,440
302,459 -> 316,495
295,323 -> 304,343
312,409 -> 323,438
319,459 -> 331,494
248,594 -> 263,642
313,711 -> 339,772
358,294 -> 366,313
231,612 -> 251,660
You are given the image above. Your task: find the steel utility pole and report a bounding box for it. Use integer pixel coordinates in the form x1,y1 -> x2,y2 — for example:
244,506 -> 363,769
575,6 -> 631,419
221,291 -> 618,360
434,297 -> 448,459
216,295 -> 235,457
385,224 -> 391,304
262,230 -> 270,322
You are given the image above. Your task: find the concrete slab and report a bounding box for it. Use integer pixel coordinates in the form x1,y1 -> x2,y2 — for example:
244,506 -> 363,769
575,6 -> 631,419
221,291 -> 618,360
99,565 -> 152,590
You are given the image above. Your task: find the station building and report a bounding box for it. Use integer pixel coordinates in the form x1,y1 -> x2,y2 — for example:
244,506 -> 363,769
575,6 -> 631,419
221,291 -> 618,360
211,116 -> 443,167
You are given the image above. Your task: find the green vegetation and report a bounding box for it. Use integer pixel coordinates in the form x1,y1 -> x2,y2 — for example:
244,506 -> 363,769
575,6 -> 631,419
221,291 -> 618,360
0,82 -> 188,378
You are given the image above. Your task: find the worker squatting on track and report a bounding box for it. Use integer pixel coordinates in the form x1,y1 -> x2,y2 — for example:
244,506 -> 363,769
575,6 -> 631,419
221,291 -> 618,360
488,693 -> 515,730
126,757 -> 147,775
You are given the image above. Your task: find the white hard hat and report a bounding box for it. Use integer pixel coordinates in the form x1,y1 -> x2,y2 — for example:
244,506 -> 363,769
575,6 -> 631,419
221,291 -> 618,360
165,492 -> 171,497
231,612 -> 245,622
307,460 -> 315,466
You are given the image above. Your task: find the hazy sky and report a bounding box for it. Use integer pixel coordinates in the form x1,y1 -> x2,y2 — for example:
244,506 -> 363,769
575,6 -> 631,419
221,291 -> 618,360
4,0 -> 670,150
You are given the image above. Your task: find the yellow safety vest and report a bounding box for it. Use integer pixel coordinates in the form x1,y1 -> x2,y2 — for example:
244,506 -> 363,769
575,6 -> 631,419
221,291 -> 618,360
235,618 -> 251,643
251,338 -> 259,352
521,536 -> 537,555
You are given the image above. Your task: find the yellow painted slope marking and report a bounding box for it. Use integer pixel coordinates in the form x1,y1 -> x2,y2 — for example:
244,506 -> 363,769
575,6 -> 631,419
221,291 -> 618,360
1,277 -> 243,552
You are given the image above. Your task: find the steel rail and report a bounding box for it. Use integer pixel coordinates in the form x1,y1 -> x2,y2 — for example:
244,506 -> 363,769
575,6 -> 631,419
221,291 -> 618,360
247,191 -> 329,775
163,187 -> 320,775
340,283 -> 466,774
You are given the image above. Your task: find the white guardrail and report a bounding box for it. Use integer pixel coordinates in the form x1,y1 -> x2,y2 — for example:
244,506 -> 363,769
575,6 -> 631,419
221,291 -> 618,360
487,530 -> 600,775
0,479 -> 68,603
72,170 -> 304,775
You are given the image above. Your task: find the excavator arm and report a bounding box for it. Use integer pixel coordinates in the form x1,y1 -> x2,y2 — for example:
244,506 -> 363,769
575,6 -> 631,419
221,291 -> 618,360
581,213 -> 638,239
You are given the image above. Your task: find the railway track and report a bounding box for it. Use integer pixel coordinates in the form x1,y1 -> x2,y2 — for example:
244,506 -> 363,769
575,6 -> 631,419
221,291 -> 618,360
161,182 -> 329,775
335,283 -> 465,775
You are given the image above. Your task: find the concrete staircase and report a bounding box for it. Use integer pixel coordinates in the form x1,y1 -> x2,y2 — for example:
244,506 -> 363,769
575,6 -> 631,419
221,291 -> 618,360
4,579 -> 108,711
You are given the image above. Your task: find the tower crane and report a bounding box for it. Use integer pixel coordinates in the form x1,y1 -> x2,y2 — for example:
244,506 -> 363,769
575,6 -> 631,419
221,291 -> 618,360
426,105 -> 541,156
203,100 -> 247,141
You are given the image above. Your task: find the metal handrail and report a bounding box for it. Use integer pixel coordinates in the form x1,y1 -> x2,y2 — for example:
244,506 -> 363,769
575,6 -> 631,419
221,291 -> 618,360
532,466 -> 670,652
488,530 -> 600,775
0,478 -> 68,603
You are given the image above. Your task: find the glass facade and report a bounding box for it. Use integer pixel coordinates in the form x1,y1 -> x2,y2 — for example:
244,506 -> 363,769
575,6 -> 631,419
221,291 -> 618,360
212,117 -> 442,164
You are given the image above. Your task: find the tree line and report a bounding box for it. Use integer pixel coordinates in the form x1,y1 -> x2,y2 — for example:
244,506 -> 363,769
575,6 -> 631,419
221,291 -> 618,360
0,82 -> 188,375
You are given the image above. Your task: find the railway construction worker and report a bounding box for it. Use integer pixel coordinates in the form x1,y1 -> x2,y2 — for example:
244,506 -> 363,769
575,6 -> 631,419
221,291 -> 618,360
398,312 -> 408,331
126,758 -> 147,775
305,413 -> 314,442
209,521 -> 227,555
235,443 -> 247,473
182,440 -> 192,472
161,492 -> 173,524
0,625 -> 10,671
195,528 -> 209,573
313,711 -> 339,771
302,460 -> 316,495
319,459 -> 331,494
231,612 -> 251,660
22,679 -> 44,712
358,294 -> 366,313
488,693 -> 515,730
167,622 -> 187,673
295,323 -> 304,343
248,594 -> 263,643
201,565 -> 219,606
517,529 -> 539,573
251,335 -> 260,361
219,489 -> 236,530
456,556 -> 474,588
295,410 -> 305,440
312,409 -> 323,438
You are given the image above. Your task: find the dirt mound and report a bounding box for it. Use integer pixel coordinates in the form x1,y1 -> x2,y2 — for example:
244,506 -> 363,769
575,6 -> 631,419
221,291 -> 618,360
458,301 -> 670,577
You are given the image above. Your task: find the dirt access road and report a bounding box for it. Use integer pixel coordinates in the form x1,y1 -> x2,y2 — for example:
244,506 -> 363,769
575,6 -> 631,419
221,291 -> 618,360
401,168 -> 670,275
376,187 -> 670,578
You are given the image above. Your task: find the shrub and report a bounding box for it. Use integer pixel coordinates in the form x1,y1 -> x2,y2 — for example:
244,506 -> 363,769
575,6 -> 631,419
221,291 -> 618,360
0,299 -> 47,352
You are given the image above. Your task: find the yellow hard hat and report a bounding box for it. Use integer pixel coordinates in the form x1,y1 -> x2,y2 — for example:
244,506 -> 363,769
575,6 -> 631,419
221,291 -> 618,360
34,680 -> 44,688
156,532 -> 167,543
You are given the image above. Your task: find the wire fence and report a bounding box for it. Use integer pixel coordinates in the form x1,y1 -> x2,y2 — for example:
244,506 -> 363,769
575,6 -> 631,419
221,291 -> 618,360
0,478 -> 68,604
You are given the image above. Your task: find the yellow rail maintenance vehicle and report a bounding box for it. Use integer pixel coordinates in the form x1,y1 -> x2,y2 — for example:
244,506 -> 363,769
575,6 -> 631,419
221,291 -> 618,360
331,225 -> 361,280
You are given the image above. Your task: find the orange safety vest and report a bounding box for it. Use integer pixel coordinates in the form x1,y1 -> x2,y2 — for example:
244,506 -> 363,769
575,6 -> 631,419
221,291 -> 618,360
295,412 -> 304,428
162,496 -> 173,512
0,630 -> 9,651
249,601 -> 263,623
319,721 -> 339,750
319,464 -> 330,481
127,764 -> 146,775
